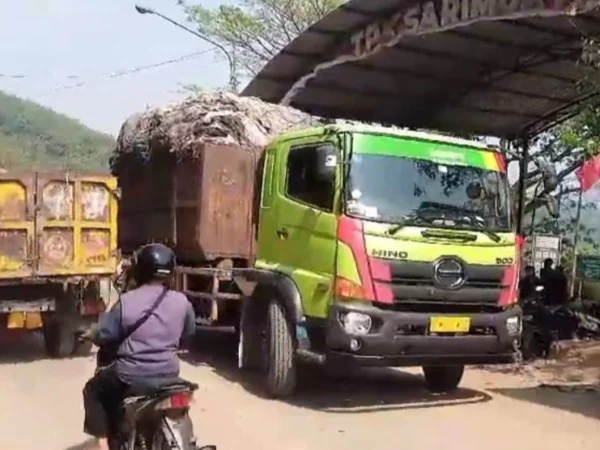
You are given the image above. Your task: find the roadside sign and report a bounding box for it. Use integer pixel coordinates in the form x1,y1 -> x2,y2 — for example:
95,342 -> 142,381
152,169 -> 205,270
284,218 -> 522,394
576,255 -> 600,281
523,234 -> 561,275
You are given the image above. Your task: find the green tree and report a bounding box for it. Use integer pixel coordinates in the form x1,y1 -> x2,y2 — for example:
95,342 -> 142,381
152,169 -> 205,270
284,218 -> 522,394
506,101 -> 600,218
178,0 -> 343,78
178,0 -> 600,232
527,200 -> 600,269
0,90 -> 115,171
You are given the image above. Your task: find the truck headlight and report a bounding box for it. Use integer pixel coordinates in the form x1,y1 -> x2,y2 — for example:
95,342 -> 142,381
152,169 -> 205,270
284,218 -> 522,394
506,316 -> 521,335
341,312 -> 372,336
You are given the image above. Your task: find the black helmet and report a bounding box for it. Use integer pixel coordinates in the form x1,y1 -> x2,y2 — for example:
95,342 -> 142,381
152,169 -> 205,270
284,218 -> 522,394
133,243 -> 176,284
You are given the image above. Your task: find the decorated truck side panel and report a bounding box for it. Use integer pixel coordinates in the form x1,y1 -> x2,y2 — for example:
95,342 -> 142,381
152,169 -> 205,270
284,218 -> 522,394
0,172 -> 119,357
0,172 -> 118,278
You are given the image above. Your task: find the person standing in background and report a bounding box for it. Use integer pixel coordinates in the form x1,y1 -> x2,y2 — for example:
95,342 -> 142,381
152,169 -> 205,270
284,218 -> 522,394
540,258 -> 554,285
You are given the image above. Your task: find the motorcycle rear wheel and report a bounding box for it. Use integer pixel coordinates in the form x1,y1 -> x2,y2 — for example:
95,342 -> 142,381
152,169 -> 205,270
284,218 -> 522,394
151,415 -> 195,450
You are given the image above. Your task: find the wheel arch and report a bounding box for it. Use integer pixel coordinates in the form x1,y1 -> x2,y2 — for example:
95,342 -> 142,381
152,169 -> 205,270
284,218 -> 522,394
247,269 -> 305,324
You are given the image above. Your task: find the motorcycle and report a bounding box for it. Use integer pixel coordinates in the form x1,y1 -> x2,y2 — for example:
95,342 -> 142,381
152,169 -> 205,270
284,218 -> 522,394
79,331 -> 214,450
521,285 -> 600,360
109,378 -> 215,450
521,285 -> 552,360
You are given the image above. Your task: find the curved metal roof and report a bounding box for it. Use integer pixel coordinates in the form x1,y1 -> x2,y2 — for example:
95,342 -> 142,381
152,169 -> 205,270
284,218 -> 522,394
242,0 -> 600,138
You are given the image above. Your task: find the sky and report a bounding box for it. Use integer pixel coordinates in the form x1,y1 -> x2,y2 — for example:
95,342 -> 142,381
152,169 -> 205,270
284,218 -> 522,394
1,0 -> 598,203
0,0 -> 229,136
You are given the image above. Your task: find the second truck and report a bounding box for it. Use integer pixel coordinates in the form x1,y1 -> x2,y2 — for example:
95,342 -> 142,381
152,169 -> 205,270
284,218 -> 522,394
0,172 -> 119,357
114,94 -> 530,398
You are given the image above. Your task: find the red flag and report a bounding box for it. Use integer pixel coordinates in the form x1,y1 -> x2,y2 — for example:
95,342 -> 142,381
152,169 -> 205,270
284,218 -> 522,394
576,153 -> 600,192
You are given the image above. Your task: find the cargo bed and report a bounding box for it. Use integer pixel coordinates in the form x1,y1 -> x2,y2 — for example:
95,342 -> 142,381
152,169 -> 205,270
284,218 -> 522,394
117,143 -> 259,264
0,172 -> 118,280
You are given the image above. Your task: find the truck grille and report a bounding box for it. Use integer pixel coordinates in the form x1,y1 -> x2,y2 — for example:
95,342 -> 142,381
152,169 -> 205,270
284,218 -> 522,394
372,259 -> 506,305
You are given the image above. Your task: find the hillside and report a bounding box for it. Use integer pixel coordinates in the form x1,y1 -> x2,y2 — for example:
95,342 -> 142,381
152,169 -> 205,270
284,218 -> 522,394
0,90 -> 115,171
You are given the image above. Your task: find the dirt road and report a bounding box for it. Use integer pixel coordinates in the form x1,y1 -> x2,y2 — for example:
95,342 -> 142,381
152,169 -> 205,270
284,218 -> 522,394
1,331 -> 599,450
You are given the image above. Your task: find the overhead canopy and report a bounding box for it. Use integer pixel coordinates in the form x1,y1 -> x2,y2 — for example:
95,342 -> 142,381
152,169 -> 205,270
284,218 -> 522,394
243,0 -> 600,138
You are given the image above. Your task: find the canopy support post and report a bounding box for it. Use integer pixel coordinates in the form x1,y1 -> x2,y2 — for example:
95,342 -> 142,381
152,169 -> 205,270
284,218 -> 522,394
515,136 -> 529,236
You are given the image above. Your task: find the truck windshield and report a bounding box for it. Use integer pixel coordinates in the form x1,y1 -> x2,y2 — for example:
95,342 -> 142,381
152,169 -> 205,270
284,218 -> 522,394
345,153 -> 510,231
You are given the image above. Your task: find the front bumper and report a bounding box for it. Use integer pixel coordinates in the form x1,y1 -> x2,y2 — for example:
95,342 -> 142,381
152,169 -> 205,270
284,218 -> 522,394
326,302 -> 522,367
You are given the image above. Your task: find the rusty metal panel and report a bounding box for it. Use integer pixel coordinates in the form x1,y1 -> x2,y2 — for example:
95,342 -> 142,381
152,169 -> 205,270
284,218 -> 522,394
0,173 -> 35,278
117,152 -> 176,254
38,228 -> 74,271
197,144 -> 255,260
36,173 -> 118,276
36,174 -> 75,274
117,164 -> 152,253
78,177 -> 117,273
117,145 -> 256,263
147,152 -> 176,246
173,158 -> 202,261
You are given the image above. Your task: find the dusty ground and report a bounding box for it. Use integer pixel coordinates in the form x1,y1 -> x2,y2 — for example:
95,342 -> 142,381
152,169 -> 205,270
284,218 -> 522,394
1,330 -> 599,450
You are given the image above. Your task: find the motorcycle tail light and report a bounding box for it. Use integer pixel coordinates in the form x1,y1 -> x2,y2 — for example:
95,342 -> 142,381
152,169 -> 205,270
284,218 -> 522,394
155,391 -> 192,410
170,391 -> 192,408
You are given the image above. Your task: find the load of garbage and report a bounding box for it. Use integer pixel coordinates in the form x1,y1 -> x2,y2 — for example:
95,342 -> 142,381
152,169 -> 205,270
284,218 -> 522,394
111,91 -> 323,171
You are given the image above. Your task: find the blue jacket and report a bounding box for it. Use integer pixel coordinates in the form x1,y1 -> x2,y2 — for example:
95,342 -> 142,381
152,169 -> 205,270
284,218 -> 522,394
94,284 -> 196,380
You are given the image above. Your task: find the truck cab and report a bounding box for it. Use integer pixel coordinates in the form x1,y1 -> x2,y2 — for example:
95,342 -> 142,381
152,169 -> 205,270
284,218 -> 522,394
250,124 -> 521,395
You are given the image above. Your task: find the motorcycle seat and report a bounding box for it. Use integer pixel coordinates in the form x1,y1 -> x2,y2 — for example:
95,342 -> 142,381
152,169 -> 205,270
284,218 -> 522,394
124,377 -> 199,400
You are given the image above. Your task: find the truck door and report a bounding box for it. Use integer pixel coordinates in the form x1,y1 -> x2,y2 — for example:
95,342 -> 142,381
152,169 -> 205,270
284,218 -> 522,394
0,173 -> 36,278
270,140 -> 339,319
36,174 -> 118,276
35,174 -> 77,275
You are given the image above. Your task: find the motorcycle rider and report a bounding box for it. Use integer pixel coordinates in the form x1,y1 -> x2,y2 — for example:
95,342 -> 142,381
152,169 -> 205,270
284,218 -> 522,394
519,265 -> 542,301
82,243 -> 196,450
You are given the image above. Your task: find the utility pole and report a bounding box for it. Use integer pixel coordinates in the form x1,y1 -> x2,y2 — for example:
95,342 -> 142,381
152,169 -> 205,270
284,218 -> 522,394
135,4 -> 239,93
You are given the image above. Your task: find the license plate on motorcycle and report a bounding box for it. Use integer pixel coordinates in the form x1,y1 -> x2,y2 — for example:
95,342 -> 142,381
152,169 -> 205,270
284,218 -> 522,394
430,316 -> 470,333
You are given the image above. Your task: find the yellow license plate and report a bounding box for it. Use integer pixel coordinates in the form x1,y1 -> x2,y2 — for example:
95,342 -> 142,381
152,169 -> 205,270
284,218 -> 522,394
7,312 -> 25,329
430,316 -> 471,333
6,312 -> 43,330
25,312 -> 42,330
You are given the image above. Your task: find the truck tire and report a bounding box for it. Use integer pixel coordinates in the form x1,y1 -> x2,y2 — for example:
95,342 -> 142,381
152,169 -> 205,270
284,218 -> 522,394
265,299 -> 296,398
422,365 -> 464,393
43,320 -> 76,358
238,298 -> 265,370
521,326 -> 548,360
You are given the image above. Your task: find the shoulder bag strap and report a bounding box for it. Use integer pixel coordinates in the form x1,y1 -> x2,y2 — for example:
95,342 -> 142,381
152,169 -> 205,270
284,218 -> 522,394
117,286 -> 170,346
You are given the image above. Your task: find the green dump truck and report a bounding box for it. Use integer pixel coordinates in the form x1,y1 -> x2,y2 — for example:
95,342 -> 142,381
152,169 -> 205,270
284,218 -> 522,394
115,119 -> 524,398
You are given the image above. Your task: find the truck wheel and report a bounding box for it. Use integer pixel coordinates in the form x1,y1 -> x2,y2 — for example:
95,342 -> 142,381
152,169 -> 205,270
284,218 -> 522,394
43,320 -> 76,358
265,300 -> 296,398
522,327 -> 546,360
422,365 -> 464,393
238,298 -> 264,370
